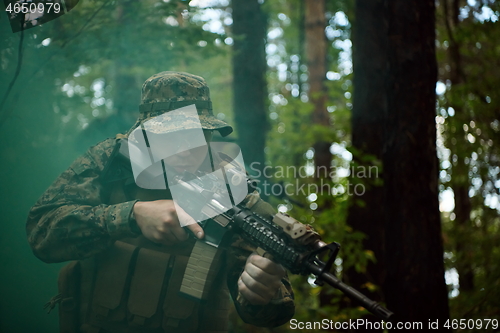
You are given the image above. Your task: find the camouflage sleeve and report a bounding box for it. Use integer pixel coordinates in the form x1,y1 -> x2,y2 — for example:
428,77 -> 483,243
225,192 -> 295,327
26,139 -> 141,264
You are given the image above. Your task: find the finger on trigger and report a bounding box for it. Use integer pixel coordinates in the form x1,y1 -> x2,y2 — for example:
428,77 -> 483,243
174,203 -> 204,239
186,223 -> 204,239
170,224 -> 188,241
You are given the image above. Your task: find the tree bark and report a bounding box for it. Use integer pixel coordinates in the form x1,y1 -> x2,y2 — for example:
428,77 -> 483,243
305,0 -> 328,127
345,0 -> 388,321
232,0 -> 268,185
349,0 -> 450,325
75,0 -> 139,151
304,0 -> 331,180
383,0 -> 449,324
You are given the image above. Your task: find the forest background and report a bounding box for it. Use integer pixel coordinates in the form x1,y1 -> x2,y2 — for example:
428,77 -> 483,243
0,0 -> 499,332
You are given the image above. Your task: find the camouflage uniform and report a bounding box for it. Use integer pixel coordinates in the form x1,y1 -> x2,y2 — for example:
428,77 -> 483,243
26,72 -> 295,333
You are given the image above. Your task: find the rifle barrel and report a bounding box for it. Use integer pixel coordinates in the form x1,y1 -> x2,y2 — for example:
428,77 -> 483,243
305,261 -> 394,320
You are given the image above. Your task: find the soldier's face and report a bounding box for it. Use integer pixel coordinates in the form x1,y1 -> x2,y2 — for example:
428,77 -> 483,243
162,129 -> 213,173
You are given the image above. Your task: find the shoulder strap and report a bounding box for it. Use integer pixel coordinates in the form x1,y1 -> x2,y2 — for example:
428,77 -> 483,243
100,138 -> 136,203
100,139 -> 134,184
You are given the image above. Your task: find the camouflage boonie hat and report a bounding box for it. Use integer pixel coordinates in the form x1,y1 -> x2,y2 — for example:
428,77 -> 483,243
128,71 -> 233,137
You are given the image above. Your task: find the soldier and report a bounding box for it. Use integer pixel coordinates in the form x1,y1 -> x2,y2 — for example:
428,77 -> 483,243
26,72 -> 295,333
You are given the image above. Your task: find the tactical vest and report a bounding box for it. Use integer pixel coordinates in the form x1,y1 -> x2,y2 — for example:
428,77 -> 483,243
54,140 -> 254,333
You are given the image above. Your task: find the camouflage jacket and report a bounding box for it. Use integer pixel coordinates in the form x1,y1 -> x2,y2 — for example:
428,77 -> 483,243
26,137 -> 295,330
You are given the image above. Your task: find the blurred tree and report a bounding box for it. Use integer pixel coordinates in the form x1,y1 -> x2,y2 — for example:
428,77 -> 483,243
231,0 -> 268,188
304,0 -> 331,181
383,0 -> 449,323
263,0 -> 370,325
348,0 -> 450,324
74,0 -> 140,151
344,0 -> 387,321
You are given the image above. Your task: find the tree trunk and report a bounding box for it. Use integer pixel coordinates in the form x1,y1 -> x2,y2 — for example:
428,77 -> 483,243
383,0 -> 450,324
75,0 -> 139,151
304,0 -> 336,316
345,0 -> 388,322
305,0 -> 328,127
304,0 -> 331,180
232,0 -> 268,186
349,0 -> 450,326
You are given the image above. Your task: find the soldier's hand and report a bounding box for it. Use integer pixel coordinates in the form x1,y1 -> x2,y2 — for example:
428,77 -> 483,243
238,252 -> 286,306
133,200 -> 204,245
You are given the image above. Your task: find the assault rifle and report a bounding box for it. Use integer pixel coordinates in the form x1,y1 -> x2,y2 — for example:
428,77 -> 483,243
169,170 -> 394,321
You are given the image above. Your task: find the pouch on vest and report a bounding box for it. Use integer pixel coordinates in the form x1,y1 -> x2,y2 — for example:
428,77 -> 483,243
162,255 -> 199,332
57,260 -> 81,333
89,241 -> 138,328
127,247 -> 171,328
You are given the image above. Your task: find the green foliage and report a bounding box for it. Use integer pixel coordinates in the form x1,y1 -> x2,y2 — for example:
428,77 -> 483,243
436,0 -> 500,322
1,0 -> 232,148
259,0 -> 377,326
